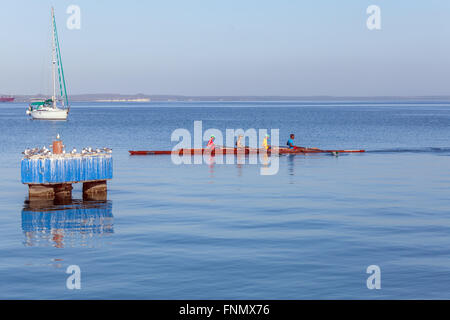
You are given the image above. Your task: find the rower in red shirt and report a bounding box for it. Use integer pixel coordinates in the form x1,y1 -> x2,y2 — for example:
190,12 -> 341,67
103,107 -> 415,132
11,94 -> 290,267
207,135 -> 216,150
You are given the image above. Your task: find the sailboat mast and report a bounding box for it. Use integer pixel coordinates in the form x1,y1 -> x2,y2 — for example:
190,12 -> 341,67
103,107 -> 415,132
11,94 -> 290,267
51,7 -> 57,108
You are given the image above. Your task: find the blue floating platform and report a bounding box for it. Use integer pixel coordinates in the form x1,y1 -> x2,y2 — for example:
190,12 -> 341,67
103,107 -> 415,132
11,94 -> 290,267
21,155 -> 113,184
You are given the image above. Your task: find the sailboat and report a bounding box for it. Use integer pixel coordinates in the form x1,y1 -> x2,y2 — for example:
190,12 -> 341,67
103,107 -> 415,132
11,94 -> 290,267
27,8 -> 69,120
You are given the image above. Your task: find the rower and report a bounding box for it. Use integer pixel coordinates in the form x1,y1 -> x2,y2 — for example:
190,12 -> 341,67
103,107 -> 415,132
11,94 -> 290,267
287,134 -> 296,149
262,134 -> 270,150
207,135 -> 216,150
236,135 -> 244,148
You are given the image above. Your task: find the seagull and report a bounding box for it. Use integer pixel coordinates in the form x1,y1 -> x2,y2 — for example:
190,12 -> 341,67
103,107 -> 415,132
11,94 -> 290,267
71,148 -> 77,154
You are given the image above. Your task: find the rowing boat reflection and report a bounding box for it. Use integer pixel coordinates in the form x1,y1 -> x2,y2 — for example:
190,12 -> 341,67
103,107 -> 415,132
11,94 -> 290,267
22,198 -> 114,248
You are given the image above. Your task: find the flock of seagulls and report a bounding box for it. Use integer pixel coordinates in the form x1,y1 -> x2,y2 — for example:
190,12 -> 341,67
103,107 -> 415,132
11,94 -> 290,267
79,147 -> 113,155
23,146 -> 113,158
22,133 -> 112,158
22,146 -> 53,157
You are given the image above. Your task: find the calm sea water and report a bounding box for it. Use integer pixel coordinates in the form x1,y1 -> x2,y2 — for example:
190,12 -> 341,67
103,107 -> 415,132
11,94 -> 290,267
0,101 -> 450,299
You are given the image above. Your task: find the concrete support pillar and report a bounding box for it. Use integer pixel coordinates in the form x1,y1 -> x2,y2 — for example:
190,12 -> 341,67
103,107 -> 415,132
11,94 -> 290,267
28,185 -> 55,199
54,184 -> 73,200
83,180 -> 107,200
28,181 -> 108,201
28,183 -> 73,200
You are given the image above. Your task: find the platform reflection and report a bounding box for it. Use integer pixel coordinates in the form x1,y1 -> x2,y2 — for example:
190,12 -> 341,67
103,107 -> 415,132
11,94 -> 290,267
22,198 -> 114,248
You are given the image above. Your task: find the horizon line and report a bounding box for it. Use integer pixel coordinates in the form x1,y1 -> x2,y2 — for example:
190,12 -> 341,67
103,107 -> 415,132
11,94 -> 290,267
8,93 -> 450,98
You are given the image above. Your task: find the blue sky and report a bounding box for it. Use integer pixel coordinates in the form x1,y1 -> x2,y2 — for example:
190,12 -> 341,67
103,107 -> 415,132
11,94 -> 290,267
1,0 -> 450,96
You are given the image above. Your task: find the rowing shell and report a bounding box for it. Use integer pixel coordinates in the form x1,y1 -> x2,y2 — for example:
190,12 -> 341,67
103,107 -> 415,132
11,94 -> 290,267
129,147 -> 365,155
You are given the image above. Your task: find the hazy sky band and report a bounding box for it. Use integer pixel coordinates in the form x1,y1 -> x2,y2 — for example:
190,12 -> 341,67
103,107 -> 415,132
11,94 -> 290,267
1,0 -> 449,96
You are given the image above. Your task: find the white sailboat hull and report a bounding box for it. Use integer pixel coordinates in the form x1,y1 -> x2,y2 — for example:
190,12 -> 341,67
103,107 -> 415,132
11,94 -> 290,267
29,107 -> 69,120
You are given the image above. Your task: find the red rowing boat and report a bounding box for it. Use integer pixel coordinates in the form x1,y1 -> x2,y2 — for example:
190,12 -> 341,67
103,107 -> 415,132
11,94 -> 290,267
129,147 -> 365,155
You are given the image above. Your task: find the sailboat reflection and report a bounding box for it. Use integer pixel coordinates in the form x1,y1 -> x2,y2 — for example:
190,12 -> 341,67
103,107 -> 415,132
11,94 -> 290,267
22,198 -> 114,248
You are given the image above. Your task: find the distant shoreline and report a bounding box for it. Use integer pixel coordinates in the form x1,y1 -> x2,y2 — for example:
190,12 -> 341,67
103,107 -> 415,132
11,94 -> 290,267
5,94 -> 450,103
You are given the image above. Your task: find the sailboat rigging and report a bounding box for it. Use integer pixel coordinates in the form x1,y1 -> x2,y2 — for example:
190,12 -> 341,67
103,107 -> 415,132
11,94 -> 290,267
27,7 -> 70,120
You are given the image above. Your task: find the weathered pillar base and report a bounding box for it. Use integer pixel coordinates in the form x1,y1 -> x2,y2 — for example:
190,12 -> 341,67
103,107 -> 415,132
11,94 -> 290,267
28,181 -> 108,201
83,192 -> 107,201
29,185 -> 55,200
83,180 -> 107,201
54,184 -> 73,200
28,183 -> 73,200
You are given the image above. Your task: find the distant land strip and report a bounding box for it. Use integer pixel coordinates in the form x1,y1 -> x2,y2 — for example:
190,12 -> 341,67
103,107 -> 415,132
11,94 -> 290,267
5,93 -> 450,103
